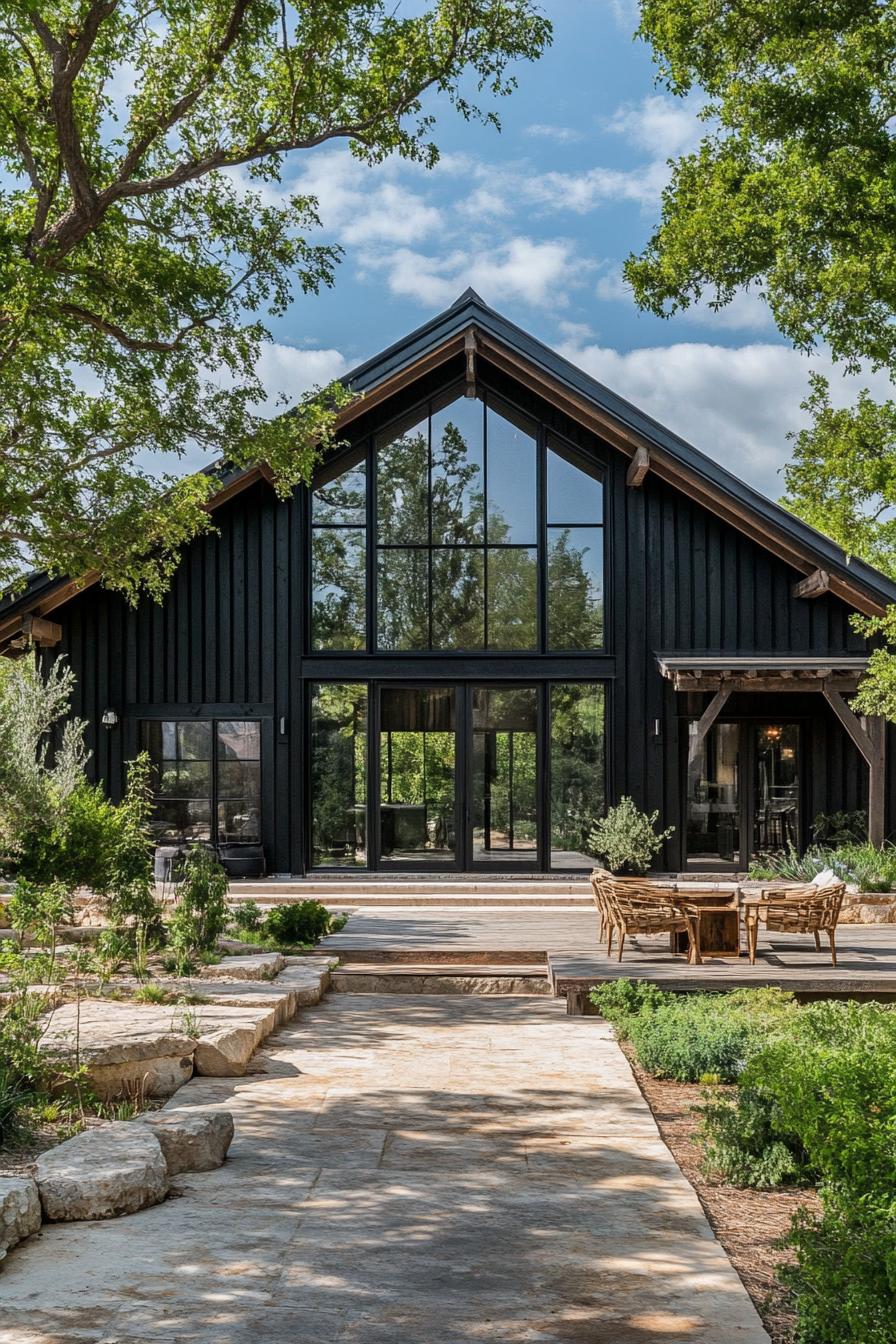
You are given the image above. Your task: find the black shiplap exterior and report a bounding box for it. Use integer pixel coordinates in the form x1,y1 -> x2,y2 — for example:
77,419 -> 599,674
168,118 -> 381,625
48,356 -> 889,875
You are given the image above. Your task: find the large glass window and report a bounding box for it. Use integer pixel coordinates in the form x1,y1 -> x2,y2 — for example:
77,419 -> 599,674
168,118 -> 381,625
310,684 -> 368,867
311,449 -> 366,650
549,684 -> 606,869
311,386 -> 605,654
547,440 -> 604,650
142,719 -> 260,845
471,686 -> 538,864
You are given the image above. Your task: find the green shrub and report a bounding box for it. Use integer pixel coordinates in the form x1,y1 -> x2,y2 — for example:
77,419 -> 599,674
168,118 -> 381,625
263,900 -> 332,948
229,899 -> 263,934
167,846 -> 229,957
812,810 -> 868,846
589,979 -> 670,1039
587,796 -> 674,873
748,841 -> 896,894
781,1201 -> 896,1344
698,1085 -> 811,1188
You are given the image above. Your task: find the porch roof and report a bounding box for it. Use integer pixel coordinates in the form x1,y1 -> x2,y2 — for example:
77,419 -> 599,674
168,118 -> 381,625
656,653 -> 869,693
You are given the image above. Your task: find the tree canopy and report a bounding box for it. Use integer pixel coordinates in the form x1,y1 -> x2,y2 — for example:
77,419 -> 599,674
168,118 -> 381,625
627,0 -> 896,720
0,1 -> 550,599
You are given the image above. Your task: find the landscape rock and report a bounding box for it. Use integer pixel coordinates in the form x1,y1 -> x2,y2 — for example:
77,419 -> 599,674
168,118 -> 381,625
193,1024 -> 258,1076
36,1123 -> 168,1221
138,1110 -> 234,1175
199,952 -> 285,981
0,1177 -> 41,1262
40,1002 -> 196,1100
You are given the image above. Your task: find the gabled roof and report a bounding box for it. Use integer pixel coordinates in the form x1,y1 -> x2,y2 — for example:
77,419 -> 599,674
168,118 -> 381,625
2,289 -> 895,650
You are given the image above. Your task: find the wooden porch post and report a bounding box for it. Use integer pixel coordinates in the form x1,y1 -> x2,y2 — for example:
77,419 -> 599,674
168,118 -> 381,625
823,685 -> 887,847
687,685 -> 732,766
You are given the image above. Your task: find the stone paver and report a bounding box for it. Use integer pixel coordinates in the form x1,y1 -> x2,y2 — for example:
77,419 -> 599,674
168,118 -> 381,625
0,994 -> 769,1342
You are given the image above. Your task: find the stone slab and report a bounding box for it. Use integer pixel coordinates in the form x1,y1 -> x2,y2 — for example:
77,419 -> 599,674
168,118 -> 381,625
193,1025 -> 258,1077
0,1177 -> 41,1262
36,1123 -> 168,1221
199,952 -> 285,981
138,1109 -> 234,1175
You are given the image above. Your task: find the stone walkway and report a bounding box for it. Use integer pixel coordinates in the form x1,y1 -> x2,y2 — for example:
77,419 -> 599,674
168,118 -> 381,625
0,995 -> 768,1343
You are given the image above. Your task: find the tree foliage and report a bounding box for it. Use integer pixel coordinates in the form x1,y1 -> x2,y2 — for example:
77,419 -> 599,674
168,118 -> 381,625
625,0 -> 896,371
0,1 -> 550,598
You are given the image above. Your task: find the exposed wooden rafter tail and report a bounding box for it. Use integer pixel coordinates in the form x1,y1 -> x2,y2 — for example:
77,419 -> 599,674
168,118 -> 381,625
626,446 -> 650,488
793,568 -> 830,599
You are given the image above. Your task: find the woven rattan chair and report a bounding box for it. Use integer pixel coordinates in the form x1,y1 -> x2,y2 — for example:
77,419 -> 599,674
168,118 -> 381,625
602,877 -> 692,962
589,868 -> 615,941
743,882 -> 846,967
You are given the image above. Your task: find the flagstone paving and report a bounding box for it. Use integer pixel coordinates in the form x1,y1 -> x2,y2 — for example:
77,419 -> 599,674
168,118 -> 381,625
0,994 -> 769,1343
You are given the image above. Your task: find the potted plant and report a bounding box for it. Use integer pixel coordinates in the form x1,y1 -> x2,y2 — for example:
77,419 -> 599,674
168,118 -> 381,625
588,796 -> 675,875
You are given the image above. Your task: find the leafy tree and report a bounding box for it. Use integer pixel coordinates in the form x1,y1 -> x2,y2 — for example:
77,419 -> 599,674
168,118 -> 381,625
626,2 -> 896,718
0,1 -> 551,599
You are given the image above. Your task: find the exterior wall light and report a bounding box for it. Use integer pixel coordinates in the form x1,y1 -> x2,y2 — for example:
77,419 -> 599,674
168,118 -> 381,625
101,709 -> 119,729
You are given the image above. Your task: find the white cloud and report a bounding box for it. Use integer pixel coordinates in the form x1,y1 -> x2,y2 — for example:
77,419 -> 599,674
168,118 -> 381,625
254,341 -> 349,406
607,94 -> 706,159
525,124 -> 583,143
596,267 -> 776,334
363,236 -> 583,310
554,337 -> 896,500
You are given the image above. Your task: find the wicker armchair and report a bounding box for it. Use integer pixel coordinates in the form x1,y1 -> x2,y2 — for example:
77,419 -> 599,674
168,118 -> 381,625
743,882 -> 846,967
589,868 -> 615,941
600,876 -> 692,962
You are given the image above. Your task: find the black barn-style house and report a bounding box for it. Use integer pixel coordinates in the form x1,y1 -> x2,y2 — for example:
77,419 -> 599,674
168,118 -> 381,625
3,291 -> 896,876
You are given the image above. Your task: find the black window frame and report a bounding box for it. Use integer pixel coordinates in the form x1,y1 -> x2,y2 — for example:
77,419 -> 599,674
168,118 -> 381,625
141,717 -> 263,848
307,378 -> 608,658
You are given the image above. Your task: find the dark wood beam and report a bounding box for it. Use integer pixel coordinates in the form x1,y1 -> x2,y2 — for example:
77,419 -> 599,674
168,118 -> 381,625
21,615 -> 62,647
793,568 -> 830,599
673,674 -> 862,694
626,446 -> 650,488
687,686 -> 732,764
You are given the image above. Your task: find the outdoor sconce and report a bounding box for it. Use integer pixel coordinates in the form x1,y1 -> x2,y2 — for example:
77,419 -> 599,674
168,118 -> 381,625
101,708 -> 119,729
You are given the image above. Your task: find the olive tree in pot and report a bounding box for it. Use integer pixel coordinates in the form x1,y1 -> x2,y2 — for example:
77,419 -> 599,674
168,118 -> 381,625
588,797 -> 675,875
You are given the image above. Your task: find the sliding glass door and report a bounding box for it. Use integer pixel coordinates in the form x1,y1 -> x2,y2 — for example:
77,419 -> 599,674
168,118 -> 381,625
470,686 -> 539,867
379,686 -> 458,866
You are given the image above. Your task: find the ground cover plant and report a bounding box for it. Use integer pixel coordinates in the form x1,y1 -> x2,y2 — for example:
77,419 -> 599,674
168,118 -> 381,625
749,842 -> 896,893
228,899 -> 348,952
593,981 -> 896,1342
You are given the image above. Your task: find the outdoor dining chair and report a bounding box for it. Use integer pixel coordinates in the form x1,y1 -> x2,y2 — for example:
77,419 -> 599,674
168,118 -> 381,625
597,876 -> 692,962
743,882 -> 846,967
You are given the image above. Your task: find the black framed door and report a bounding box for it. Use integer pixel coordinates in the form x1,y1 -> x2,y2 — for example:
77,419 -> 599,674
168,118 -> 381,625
375,684 -> 461,869
467,684 -> 541,871
685,719 -> 804,870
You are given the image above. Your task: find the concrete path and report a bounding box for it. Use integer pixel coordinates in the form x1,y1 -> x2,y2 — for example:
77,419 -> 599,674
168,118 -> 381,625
0,995 -> 768,1343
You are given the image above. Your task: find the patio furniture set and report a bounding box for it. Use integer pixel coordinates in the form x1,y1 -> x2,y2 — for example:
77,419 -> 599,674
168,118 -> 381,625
589,869 -> 845,967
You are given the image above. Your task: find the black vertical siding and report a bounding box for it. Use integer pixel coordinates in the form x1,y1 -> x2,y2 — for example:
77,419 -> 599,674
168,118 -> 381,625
49,368 -> 892,872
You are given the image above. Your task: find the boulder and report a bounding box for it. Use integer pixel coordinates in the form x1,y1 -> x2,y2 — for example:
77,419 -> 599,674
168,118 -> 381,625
139,1110 -> 234,1175
193,1024 -> 257,1077
39,1002 -> 196,1101
199,952 -> 285,981
36,1123 -> 168,1221
0,1177 -> 41,1262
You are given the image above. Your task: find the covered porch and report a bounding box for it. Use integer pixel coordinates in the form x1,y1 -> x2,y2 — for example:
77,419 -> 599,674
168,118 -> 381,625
658,653 -> 887,864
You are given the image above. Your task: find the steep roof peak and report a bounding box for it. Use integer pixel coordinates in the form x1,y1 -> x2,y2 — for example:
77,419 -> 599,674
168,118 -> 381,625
450,287 -> 486,308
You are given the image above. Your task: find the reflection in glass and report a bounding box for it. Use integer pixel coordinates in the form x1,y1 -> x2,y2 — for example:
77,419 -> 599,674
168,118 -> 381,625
550,684 -> 605,869
687,722 -> 740,867
431,548 -> 484,649
376,415 -> 429,544
311,527 -> 366,650
547,527 -> 603,650
142,719 -> 211,844
431,394 -> 484,544
547,443 -> 603,524
472,686 -> 537,863
312,450 -> 366,525
377,548 -> 429,650
310,684 -> 367,867
486,401 -> 537,543
216,721 -> 261,843
754,724 -> 800,854
487,547 -> 537,649
380,688 -> 456,862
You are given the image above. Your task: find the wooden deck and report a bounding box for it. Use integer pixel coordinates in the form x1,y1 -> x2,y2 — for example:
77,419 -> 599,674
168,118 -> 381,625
320,908 -> 896,1006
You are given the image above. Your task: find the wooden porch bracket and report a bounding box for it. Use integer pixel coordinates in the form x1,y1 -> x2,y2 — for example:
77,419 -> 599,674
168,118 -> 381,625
464,328 -> 478,398
626,446 -> 650,488
793,568 -> 830,600
687,685 -> 732,765
823,685 -> 886,847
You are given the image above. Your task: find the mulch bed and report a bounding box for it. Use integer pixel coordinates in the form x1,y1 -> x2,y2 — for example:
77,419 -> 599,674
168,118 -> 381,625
622,1043 -> 820,1344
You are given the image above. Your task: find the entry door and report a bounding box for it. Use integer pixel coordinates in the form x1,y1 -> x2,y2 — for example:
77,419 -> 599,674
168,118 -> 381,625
377,685 -> 459,868
685,721 -> 802,869
468,684 -> 540,869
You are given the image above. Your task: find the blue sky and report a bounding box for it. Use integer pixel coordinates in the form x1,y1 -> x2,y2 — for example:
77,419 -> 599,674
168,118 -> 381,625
235,0 -> 893,501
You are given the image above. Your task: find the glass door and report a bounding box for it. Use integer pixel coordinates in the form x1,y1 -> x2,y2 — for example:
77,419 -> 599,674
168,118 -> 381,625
686,722 -> 742,869
753,724 -> 801,855
469,685 -> 539,868
377,686 -> 458,867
